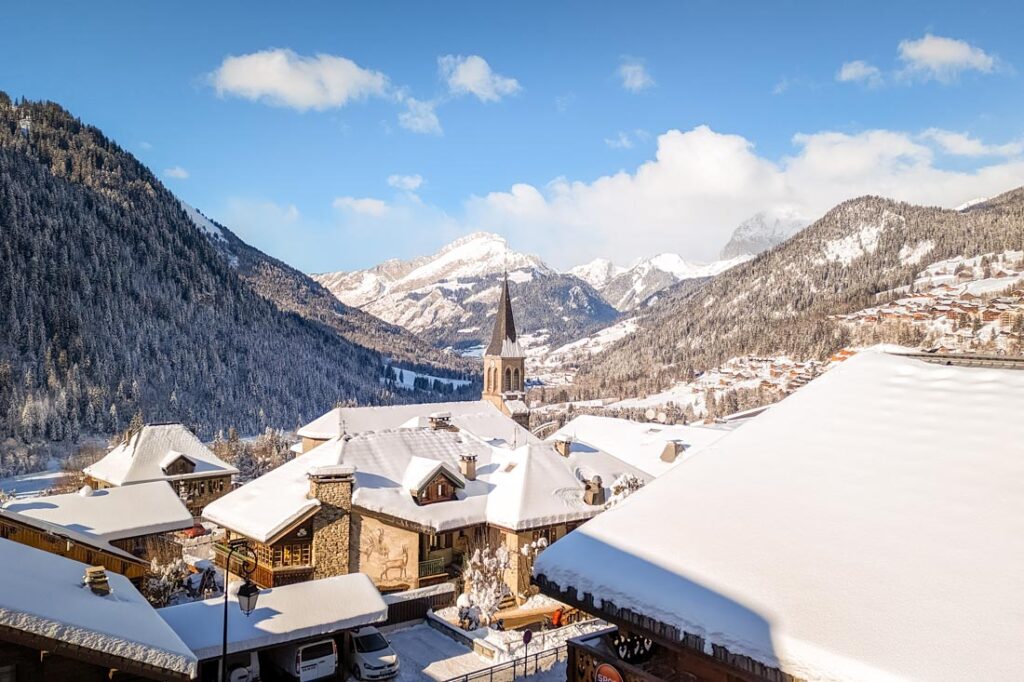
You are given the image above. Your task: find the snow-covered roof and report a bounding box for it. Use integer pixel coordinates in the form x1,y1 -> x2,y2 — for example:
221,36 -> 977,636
0,537 -> 197,677
401,456 -> 466,494
0,507 -> 143,563
548,415 -> 731,477
84,423 -> 238,486
3,481 -> 193,541
534,350 -> 1024,682
206,427 -> 649,542
298,400 -> 538,447
159,573 -> 386,660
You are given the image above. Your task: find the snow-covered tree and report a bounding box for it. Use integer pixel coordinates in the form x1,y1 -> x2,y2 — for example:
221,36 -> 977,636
144,558 -> 191,608
463,544 -> 511,627
604,473 -> 645,509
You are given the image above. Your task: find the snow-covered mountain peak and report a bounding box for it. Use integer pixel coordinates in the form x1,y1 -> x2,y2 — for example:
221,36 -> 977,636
569,258 -> 625,289
597,252 -> 751,312
720,207 -> 807,259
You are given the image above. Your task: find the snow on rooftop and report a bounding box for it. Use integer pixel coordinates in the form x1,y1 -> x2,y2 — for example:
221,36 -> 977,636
3,481 -> 192,541
0,507 -> 143,563
402,456 -> 465,494
534,350 -> 1024,681
0,537 -> 197,676
84,423 -> 238,486
548,415 -> 731,477
159,573 -> 386,660
298,400 -> 538,447
207,428 -> 649,541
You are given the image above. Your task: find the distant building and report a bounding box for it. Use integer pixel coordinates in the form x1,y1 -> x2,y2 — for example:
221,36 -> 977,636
0,537 -> 197,681
3,481 -> 193,564
84,423 -> 238,516
534,350 -> 1024,682
481,274 -> 530,428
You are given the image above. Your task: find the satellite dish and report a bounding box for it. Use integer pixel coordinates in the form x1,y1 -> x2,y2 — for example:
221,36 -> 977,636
656,412 -> 667,424
644,409 -> 656,421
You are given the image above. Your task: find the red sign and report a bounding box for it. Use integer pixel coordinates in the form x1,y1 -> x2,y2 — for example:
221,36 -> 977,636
595,663 -> 623,682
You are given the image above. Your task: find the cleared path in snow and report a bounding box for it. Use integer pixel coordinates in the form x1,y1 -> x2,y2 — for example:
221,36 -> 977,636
388,623 -> 489,681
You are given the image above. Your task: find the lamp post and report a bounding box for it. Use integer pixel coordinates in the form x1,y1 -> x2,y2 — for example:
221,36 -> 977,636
220,539 -> 259,682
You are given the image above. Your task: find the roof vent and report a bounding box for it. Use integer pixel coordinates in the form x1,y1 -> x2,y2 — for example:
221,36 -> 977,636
429,412 -> 456,431
459,453 -> 478,481
553,438 -> 573,458
583,476 -> 605,506
84,566 -> 111,596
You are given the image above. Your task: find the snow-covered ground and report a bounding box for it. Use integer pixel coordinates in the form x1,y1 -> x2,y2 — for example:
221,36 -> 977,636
386,367 -> 472,392
528,318 -> 638,386
0,460 -> 63,498
388,623 -> 491,681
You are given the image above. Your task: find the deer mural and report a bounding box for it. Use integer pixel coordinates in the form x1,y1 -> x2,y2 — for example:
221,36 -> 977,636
379,544 -> 409,583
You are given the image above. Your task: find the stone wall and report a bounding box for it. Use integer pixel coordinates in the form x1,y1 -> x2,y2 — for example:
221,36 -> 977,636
309,471 -> 353,580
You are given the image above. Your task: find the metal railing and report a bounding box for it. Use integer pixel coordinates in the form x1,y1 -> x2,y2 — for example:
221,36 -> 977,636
442,644 -> 567,682
418,557 -> 445,577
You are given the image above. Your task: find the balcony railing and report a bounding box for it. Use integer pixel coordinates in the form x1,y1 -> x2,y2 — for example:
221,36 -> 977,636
418,557 -> 446,578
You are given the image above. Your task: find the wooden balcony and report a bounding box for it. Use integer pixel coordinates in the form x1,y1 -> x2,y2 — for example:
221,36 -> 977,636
213,543 -> 313,588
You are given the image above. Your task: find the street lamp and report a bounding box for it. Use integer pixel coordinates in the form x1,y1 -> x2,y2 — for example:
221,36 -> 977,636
221,539 -> 259,682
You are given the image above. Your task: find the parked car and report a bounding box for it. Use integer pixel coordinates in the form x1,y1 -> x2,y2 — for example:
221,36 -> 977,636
267,638 -> 338,681
348,627 -> 399,680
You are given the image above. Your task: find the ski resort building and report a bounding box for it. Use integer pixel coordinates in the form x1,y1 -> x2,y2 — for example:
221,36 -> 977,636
534,350 -> 1024,682
0,537 -> 197,681
3,481 -> 193,564
204,421 -> 647,597
84,423 -> 238,516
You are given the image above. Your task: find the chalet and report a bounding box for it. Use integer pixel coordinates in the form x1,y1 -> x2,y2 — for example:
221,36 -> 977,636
84,423 -> 238,516
0,507 -> 149,585
3,481 -> 193,563
204,425 -> 646,599
534,350 -> 1024,682
0,538 -> 196,681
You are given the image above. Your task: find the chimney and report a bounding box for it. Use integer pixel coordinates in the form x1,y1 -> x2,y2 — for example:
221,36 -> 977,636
660,440 -> 684,464
429,412 -> 454,431
459,454 -> 477,481
307,465 -> 355,580
83,566 -> 111,596
552,438 -> 573,458
583,476 -> 605,506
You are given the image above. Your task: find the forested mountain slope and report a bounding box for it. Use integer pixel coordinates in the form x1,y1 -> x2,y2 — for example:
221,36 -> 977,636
576,192 -> 1024,397
0,94 -> 472,445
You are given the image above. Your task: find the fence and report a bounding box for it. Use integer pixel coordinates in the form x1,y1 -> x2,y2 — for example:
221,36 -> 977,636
441,643 -> 568,682
382,582 -> 457,626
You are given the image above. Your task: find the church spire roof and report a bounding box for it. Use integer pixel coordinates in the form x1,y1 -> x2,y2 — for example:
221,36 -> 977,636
486,274 -> 523,357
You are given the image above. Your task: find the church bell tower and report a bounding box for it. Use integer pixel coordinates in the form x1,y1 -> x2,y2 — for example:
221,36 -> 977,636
482,274 -> 529,426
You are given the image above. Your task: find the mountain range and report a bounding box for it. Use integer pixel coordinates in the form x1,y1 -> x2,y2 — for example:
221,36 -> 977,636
0,94 -> 475,447
313,232 -> 618,352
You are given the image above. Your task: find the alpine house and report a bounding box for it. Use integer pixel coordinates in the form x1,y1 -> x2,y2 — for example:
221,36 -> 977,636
533,349 -> 1024,682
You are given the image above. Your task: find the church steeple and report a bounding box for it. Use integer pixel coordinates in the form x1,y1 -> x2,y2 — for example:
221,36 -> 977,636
481,274 -> 528,425
485,274 -> 522,358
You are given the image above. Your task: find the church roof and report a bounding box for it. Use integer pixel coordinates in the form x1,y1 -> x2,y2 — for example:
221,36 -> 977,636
485,275 -> 523,357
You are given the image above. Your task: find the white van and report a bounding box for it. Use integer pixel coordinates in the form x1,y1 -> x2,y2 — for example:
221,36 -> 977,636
267,638 -> 338,681
347,627 -> 399,680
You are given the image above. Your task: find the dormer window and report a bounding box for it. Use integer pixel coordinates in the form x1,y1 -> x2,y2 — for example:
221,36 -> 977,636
402,457 -> 467,506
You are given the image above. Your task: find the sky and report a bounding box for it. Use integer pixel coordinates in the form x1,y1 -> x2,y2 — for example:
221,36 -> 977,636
4,1 -> 1024,272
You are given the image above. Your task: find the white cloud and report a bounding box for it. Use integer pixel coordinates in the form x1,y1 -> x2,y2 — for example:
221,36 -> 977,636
617,58 -> 655,93
463,125 -> 1024,268
139,141 -> 153,150
438,55 -> 521,102
387,174 -> 424,191
164,166 -> 189,179
897,34 -> 996,83
604,132 -> 634,149
836,60 -> 883,87
210,48 -> 389,111
399,98 -> 442,135
333,196 -> 390,216
921,128 -> 1022,157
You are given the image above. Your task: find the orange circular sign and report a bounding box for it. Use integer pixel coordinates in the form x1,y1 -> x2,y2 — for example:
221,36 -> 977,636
595,663 -> 624,682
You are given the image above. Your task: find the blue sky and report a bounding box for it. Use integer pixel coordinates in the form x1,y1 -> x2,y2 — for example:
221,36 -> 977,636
4,1 -> 1024,271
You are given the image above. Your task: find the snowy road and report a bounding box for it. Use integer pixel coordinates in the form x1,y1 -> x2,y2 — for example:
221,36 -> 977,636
0,463 -> 63,498
388,623 -> 490,681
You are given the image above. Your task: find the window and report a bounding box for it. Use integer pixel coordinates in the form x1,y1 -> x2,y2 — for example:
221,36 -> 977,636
437,483 -> 444,497
429,532 -> 452,551
274,543 -> 311,567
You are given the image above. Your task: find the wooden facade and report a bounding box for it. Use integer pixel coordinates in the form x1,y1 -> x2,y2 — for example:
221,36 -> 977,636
0,624 -> 189,682
85,473 -> 231,518
0,515 -> 147,585
214,521 -> 316,589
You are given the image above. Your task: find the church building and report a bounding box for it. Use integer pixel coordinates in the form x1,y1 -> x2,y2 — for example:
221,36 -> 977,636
481,274 -> 530,428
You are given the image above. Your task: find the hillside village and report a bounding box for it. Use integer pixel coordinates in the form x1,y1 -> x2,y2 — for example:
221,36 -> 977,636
3,11 -> 1024,681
